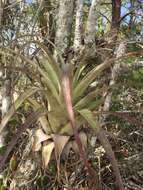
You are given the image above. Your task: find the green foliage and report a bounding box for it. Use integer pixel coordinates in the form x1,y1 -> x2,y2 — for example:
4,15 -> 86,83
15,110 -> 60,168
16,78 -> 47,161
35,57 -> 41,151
0,147 -> 6,155
36,175 -> 54,190
122,68 -> 143,89
0,88 -> 39,134
78,109 -> 100,133
5,42 -> 107,136
0,43 -> 108,171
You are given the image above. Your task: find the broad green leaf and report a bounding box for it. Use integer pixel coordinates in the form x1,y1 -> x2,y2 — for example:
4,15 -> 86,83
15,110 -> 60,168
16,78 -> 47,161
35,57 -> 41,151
48,111 -> 68,133
40,56 -> 61,92
30,40 -> 64,72
45,90 -> 66,112
74,87 -> 106,110
3,42 -> 62,77
73,60 -> 110,102
45,92 -> 67,133
87,98 -> 104,110
72,65 -> 86,88
45,88 -> 63,111
78,109 -> 100,134
2,47 -> 61,105
59,115 -> 85,135
37,67 -> 62,105
0,88 -> 38,133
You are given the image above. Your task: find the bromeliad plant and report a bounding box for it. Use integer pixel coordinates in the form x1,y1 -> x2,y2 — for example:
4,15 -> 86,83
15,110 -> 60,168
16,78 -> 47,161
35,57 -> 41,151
0,43 -> 124,189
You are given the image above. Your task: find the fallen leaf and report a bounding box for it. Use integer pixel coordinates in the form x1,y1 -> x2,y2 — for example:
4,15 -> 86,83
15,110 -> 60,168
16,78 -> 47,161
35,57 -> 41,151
33,128 -> 51,151
62,132 -> 87,157
52,134 -> 70,165
42,141 -> 55,168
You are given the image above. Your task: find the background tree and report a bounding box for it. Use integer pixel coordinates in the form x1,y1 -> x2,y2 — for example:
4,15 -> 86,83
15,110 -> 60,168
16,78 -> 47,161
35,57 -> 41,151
0,0 -> 143,189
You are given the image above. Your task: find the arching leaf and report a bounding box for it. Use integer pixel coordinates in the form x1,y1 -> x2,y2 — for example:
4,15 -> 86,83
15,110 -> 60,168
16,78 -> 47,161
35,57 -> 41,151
0,88 -> 39,133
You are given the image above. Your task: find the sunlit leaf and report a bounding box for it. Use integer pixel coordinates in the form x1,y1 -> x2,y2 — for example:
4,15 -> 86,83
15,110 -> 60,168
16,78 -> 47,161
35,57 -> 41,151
37,66 -> 62,105
73,60 -> 110,102
72,65 -> 86,88
33,128 -> 51,151
42,141 -> 55,168
87,98 -> 104,110
2,47 -> 62,105
45,90 -> 64,112
40,55 -> 61,92
30,41 -> 62,75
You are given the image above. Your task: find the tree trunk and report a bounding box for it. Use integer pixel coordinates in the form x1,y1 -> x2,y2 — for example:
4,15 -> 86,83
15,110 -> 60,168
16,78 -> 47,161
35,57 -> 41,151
54,0 -> 75,59
0,78 -> 12,148
85,0 -> 101,45
103,42 -> 127,113
0,0 -> 3,27
73,0 -> 84,52
110,0 -> 121,41
102,0 -> 123,119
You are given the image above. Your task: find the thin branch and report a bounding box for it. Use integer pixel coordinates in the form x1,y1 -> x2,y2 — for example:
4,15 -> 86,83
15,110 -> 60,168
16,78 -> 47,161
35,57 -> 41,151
99,12 -> 111,23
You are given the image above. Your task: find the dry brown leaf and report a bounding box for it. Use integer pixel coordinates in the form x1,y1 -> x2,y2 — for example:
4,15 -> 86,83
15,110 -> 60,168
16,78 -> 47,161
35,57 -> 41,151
32,128 -> 51,151
62,132 -> 87,157
71,140 -> 79,153
52,134 -> 70,164
42,141 -> 55,168
62,141 -> 73,158
79,131 -> 87,150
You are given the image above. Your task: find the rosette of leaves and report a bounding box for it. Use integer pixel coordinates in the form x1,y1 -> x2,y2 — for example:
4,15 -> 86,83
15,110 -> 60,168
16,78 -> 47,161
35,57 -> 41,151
0,43 -> 123,189
26,43 -> 108,168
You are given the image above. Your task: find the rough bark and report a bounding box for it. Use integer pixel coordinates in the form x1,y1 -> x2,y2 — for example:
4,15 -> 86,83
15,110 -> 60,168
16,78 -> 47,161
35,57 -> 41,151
103,42 -> 127,115
111,0 -> 121,30
54,0 -> 75,58
85,0 -> 101,45
110,0 -> 121,41
0,77 -> 12,148
102,0 -> 123,117
0,0 -> 3,26
73,0 -> 84,52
